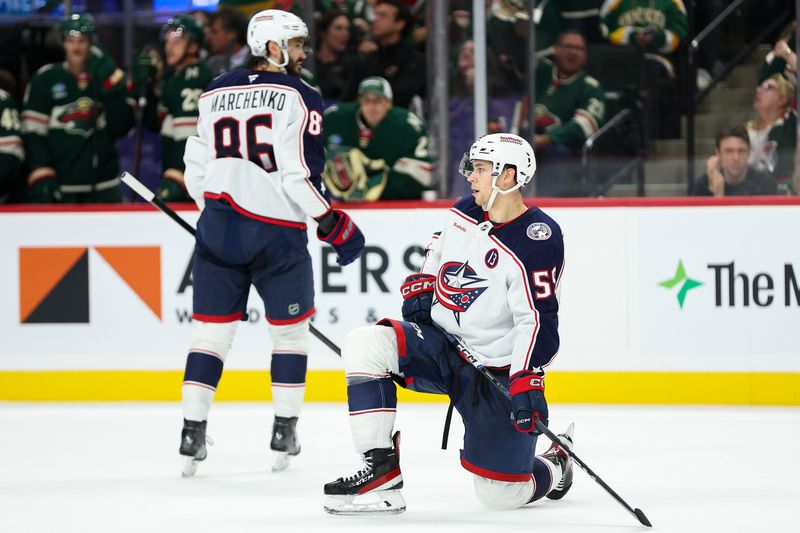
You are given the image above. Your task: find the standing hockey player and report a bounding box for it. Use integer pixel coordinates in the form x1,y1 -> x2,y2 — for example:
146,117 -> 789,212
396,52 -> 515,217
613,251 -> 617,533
178,9 -> 365,476
21,13 -> 134,203
137,15 -> 213,201
324,133 -> 572,514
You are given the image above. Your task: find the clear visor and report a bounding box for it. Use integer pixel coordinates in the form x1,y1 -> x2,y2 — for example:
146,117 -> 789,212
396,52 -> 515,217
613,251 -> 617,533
458,152 -> 473,177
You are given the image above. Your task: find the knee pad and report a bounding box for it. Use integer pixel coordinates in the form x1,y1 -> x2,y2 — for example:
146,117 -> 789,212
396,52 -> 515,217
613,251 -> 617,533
189,321 -> 238,362
267,319 -> 310,354
341,325 -> 399,381
473,475 -> 534,510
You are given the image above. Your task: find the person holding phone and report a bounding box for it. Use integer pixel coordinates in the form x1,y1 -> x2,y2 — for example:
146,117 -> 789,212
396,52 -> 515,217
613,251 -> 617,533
693,125 -> 778,197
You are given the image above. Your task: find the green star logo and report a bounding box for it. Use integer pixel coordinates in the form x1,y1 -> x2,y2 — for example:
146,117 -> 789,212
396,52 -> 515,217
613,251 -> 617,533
659,260 -> 703,309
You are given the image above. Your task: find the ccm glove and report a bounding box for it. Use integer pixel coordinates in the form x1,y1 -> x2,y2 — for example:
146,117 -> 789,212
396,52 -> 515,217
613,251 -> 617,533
400,273 -> 435,324
316,209 -> 365,266
509,371 -> 548,435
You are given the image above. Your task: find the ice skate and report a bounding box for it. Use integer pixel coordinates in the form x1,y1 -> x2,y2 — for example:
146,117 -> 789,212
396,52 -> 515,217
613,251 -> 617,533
271,416 -> 301,471
180,419 -> 212,477
324,431 -> 405,515
540,422 -> 575,500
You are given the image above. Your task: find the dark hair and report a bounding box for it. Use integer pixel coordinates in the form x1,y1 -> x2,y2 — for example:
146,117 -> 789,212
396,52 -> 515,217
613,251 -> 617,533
715,124 -> 750,150
0,68 -> 16,95
556,29 -> 587,46
317,11 -> 349,36
378,0 -> 414,36
216,7 -> 248,46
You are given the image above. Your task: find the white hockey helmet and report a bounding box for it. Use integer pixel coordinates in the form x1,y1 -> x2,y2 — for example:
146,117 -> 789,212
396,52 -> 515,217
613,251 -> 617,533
247,9 -> 308,68
458,133 -> 536,210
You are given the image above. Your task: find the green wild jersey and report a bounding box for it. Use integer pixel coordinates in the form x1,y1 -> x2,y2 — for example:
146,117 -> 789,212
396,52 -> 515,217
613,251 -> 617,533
322,102 -> 431,201
0,89 -> 24,200
145,61 -> 213,178
535,58 -> 607,147
21,53 -> 134,193
600,0 -> 687,55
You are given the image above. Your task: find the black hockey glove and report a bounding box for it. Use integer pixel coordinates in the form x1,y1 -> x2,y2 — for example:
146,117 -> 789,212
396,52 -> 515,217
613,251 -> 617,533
316,209 -> 365,266
509,371 -> 548,435
400,273 -> 435,324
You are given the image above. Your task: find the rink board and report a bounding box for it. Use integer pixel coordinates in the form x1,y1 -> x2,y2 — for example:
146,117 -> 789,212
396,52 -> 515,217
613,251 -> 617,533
1,198 -> 799,404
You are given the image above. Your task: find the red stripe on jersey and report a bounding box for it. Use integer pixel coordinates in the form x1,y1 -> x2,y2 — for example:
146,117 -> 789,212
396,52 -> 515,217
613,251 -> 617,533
265,307 -> 315,325
460,455 -> 533,482
192,311 -> 244,323
450,208 -> 478,225
203,192 -> 308,229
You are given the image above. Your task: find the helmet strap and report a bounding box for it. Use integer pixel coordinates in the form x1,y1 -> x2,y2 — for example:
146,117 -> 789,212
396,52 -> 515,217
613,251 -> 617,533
266,40 -> 289,68
484,171 -> 523,212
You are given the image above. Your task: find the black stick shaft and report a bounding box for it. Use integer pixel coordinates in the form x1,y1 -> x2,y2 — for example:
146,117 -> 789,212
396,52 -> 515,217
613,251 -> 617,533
121,172 -> 342,357
451,333 -> 651,527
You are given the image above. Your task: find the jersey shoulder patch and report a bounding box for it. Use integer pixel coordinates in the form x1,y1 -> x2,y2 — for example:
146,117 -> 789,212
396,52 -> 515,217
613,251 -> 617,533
584,75 -> 600,88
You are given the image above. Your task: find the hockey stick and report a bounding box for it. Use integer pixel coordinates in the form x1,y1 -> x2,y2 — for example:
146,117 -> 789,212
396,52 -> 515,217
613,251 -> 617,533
447,333 -> 652,528
120,171 -> 342,357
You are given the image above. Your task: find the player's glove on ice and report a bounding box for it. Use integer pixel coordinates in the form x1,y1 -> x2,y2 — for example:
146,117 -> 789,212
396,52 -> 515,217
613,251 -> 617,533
400,273 -> 435,324
316,209 -> 365,266
509,371 -> 548,435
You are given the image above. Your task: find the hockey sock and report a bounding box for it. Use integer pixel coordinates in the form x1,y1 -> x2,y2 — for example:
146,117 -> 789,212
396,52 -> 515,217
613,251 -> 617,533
530,455 -> 562,502
182,350 -> 224,421
346,378 -> 397,453
271,352 -> 307,418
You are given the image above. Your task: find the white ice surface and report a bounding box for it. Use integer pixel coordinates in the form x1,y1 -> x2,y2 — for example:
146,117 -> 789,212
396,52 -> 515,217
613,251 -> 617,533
1,403 -> 798,533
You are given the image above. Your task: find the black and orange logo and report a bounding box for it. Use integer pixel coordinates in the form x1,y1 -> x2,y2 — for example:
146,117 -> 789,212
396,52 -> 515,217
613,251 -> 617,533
19,246 -> 161,323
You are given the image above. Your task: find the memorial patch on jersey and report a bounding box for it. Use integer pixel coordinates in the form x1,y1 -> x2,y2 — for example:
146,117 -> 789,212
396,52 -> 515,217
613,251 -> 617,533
526,222 -> 552,241
484,248 -> 499,269
435,261 -> 488,325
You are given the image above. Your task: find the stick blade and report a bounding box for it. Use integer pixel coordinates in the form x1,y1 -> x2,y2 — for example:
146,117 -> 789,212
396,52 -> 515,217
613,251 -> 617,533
120,171 -> 155,202
634,508 -> 652,527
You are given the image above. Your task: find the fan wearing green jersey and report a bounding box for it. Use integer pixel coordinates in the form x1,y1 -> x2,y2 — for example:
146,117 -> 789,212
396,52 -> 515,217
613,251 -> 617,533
136,15 -> 213,202
322,76 -> 432,201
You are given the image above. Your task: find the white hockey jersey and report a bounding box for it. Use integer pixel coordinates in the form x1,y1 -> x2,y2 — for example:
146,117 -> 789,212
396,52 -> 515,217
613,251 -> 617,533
422,196 -> 565,376
183,70 -> 330,226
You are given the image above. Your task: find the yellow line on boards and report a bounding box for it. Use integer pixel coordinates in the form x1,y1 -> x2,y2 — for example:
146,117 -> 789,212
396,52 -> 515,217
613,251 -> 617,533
0,370 -> 798,405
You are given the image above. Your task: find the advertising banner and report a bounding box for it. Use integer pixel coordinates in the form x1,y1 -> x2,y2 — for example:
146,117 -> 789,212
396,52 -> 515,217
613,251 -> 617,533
2,201 -> 798,404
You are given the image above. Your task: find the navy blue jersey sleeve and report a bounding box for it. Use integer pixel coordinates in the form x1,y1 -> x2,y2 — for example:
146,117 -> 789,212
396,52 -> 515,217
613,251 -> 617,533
504,211 -> 565,374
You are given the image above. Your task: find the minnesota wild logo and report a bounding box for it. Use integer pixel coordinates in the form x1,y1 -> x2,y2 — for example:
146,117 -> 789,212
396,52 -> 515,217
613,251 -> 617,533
56,97 -> 97,135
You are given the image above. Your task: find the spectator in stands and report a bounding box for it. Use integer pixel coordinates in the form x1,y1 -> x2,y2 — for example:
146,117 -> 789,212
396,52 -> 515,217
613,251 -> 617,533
322,76 -> 432,200
206,7 -> 250,76
21,14 -> 134,203
449,39 -> 510,98
488,0 -> 563,94
599,0 -> 687,139
315,12 -> 355,100
339,0 -> 426,109
530,30 -> 606,196
0,69 -> 24,203
747,73 -> 797,193
189,9 -> 213,59
693,125 -> 777,196
760,27 -> 797,83
135,16 -> 214,202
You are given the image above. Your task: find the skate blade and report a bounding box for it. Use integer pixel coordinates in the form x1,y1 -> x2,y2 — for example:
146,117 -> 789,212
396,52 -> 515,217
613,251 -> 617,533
182,457 -> 200,478
272,451 -> 291,472
323,490 -> 406,516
